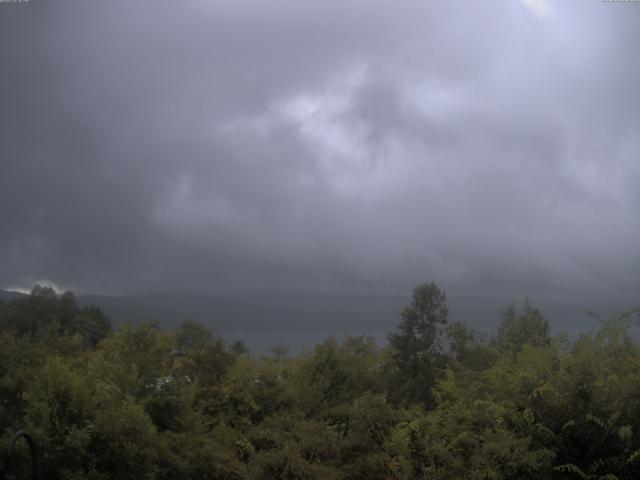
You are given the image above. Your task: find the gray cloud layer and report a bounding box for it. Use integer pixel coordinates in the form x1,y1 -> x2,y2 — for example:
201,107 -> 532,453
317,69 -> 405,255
1,0 -> 639,301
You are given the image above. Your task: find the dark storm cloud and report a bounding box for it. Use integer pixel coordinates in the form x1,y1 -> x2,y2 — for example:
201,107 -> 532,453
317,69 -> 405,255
1,0 -> 639,301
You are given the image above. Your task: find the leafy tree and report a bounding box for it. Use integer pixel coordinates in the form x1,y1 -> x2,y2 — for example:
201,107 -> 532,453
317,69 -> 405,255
297,335 -> 383,415
174,320 -> 236,420
388,281 -> 448,407
70,305 -> 112,347
247,413 -> 341,480
22,356 -> 96,479
3,285 -> 640,479
446,321 -> 498,372
175,320 -> 214,354
496,300 -> 550,353
446,321 -> 475,360
0,286 -> 111,348
231,340 -> 249,356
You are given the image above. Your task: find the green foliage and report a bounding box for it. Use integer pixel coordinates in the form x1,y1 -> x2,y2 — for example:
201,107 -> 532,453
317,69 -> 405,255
1,285 -> 640,479
176,320 -> 235,389
388,281 -> 449,407
496,300 -> 550,353
0,285 -> 111,348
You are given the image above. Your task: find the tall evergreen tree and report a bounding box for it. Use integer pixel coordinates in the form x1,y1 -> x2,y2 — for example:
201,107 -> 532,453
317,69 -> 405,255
388,281 -> 448,407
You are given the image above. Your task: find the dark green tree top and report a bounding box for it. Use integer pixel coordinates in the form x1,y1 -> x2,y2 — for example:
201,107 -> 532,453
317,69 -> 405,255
388,281 -> 448,407
496,300 -> 550,353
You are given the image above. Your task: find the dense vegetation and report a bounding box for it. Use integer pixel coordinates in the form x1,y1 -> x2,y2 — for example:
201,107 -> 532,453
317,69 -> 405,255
1,283 -> 639,479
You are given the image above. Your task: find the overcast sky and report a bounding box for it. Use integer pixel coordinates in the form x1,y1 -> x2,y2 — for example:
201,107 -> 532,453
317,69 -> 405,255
1,0 -> 639,302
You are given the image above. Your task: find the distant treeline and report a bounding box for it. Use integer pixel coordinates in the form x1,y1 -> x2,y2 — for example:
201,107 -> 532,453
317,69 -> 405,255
1,283 -> 639,479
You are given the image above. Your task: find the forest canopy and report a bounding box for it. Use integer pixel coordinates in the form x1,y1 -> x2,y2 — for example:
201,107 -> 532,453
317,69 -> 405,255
1,283 -> 639,479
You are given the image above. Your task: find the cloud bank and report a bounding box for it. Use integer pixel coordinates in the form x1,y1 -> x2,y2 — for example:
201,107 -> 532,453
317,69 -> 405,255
1,0 -> 639,302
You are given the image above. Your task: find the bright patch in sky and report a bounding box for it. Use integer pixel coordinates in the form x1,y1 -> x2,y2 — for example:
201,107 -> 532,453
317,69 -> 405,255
4,281 -> 64,294
521,0 -> 552,17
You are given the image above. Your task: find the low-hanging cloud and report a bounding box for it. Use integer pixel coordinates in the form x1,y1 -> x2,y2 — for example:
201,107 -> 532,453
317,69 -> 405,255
1,0 -> 638,302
